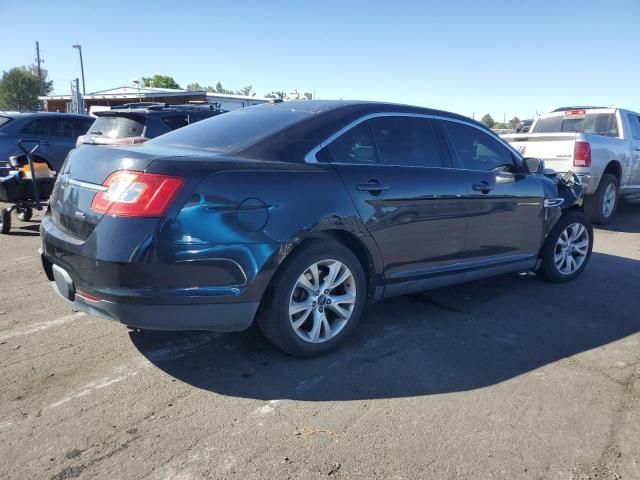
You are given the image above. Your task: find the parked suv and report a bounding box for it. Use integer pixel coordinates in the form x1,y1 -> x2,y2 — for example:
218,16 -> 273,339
41,101 -> 591,356
0,112 -> 93,172
77,103 -> 224,146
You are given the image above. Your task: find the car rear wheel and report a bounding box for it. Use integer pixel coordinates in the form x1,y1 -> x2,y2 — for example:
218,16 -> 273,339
0,208 -> 11,234
258,239 -> 366,357
537,211 -> 593,282
584,174 -> 618,225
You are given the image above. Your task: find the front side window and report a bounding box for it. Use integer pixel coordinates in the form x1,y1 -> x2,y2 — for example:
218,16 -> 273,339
325,122 -> 378,164
442,121 -> 515,172
367,116 -> 448,168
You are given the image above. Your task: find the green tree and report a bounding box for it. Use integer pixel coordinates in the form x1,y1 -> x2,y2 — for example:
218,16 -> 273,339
266,90 -> 286,99
27,64 -> 53,95
508,116 -> 520,129
237,85 -> 253,96
0,67 -> 42,111
142,75 -> 181,89
186,82 -> 203,91
481,113 -> 495,128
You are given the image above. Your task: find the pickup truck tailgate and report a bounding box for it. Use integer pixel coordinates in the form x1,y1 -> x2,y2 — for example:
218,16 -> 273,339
503,133 -> 577,172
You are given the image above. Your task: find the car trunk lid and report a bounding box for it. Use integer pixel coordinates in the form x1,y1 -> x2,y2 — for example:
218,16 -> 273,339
49,145 -> 177,239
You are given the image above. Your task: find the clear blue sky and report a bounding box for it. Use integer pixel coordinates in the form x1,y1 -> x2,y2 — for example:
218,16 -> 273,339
1,0 -> 638,121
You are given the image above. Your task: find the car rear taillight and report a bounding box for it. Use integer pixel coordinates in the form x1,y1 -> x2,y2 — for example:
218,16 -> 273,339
91,170 -> 184,217
565,109 -> 586,116
573,141 -> 591,167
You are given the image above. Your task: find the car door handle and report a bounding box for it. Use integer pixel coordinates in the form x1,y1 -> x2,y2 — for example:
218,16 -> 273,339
40,141 -> 51,146
472,181 -> 494,193
633,147 -> 640,151
356,180 -> 389,195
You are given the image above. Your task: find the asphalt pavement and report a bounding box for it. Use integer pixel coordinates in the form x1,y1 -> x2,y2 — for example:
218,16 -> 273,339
1,203 -> 639,480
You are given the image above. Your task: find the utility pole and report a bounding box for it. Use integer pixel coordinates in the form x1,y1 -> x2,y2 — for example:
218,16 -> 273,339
35,41 -> 43,95
72,44 -> 86,95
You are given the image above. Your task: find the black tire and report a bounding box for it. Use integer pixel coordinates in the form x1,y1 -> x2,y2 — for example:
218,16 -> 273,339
583,174 -> 618,225
257,239 -> 367,357
0,208 -> 11,234
537,211 -> 593,282
16,206 -> 33,222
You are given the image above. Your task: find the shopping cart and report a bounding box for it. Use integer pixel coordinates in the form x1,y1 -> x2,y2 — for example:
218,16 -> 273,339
0,140 -> 56,234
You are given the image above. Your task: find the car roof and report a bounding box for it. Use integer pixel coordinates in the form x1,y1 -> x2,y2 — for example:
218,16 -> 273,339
254,99 -> 487,128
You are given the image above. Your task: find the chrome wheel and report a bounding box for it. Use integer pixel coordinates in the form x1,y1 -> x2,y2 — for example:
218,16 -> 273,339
602,182 -> 616,218
554,223 -> 589,275
288,259 -> 356,343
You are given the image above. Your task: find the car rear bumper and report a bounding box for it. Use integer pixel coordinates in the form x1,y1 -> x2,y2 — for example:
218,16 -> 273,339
43,253 -> 259,331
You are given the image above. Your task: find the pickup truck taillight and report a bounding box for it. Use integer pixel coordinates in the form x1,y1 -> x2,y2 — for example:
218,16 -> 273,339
573,141 -> 591,167
91,170 -> 184,217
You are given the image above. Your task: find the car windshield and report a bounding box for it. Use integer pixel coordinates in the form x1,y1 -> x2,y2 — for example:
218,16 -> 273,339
148,105 -> 313,153
533,113 -> 619,137
85,116 -> 145,139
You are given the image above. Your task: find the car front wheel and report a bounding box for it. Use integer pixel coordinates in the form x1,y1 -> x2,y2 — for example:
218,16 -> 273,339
258,239 -> 366,357
537,211 -> 593,282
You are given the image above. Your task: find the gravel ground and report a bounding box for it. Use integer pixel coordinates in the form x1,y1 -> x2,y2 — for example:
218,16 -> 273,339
1,202 -> 639,480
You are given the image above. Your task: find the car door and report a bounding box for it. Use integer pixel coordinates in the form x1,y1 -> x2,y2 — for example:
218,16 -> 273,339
321,114 -> 469,281
627,113 -> 640,188
438,119 -> 546,263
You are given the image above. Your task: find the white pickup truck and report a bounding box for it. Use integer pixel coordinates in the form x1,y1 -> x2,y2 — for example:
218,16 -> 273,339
503,107 -> 640,224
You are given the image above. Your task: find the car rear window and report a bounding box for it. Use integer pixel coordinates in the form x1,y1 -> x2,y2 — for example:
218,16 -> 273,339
533,113 -> 619,137
148,106 -> 313,153
88,116 -> 145,139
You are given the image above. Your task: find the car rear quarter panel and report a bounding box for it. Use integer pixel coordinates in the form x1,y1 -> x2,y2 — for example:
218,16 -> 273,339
148,158 -> 383,302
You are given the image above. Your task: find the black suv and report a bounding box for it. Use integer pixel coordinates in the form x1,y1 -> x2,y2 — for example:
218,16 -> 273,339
77,103 -> 224,146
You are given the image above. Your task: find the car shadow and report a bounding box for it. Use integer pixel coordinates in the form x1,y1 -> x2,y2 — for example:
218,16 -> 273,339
7,223 -> 40,236
130,251 -> 640,401
597,202 -> 640,234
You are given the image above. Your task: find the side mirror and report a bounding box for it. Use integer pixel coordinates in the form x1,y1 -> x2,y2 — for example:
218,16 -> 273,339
524,157 -> 545,174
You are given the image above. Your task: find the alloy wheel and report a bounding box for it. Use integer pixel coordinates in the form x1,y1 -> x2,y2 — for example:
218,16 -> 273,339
602,182 -> 616,218
288,259 -> 356,343
553,223 -> 589,275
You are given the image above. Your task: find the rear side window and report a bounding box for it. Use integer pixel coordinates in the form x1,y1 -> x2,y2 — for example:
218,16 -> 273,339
368,116 -> 448,167
326,123 -> 378,164
628,115 -> 640,140
441,121 -> 515,172
54,118 -> 76,137
89,116 -> 145,139
162,115 -> 189,130
0,116 -> 11,128
75,118 -> 94,135
533,113 -> 619,137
